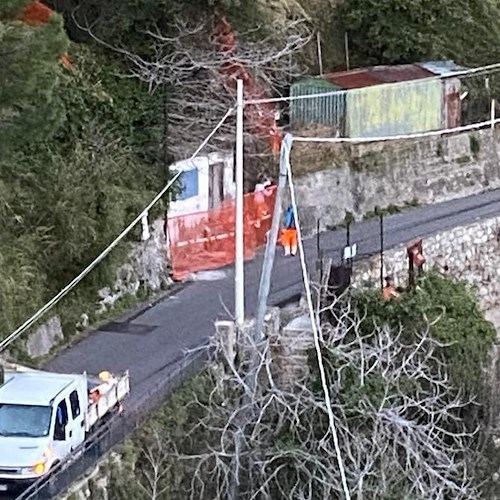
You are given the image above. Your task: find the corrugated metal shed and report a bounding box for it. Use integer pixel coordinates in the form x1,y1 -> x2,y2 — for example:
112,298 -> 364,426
347,78 -> 442,138
325,64 -> 435,90
324,69 -> 381,89
370,64 -> 435,83
289,60 -> 467,136
290,78 -> 346,132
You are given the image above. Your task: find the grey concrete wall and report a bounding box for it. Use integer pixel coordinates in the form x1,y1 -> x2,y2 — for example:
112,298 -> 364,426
291,128 -> 500,235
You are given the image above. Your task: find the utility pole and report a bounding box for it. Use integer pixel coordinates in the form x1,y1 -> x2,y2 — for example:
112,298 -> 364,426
255,134 -> 292,338
235,79 -> 245,328
229,134 -> 291,500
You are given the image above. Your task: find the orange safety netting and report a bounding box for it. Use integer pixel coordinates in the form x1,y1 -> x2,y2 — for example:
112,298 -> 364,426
168,187 -> 277,280
17,1 -> 53,25
17,1 -> 74,69
213,15 -> 283,155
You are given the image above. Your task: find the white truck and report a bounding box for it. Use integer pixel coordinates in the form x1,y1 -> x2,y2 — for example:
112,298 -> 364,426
0,365 -> 130,493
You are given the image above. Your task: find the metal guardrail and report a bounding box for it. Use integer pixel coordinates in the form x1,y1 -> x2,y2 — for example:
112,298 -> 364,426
15,347 -> 209,500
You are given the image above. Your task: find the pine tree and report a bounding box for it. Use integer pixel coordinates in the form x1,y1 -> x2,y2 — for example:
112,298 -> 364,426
0,3 -> 68,159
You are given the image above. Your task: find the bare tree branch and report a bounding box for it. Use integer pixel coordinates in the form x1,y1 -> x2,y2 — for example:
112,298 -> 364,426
131,289 -> 482,499
77,13 -> 311,162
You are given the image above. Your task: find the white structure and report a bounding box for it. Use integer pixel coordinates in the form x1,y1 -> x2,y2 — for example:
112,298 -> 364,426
168,151 -> 235,218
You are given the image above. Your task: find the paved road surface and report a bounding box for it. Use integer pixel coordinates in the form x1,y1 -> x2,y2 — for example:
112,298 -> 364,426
46,189 -> 500,409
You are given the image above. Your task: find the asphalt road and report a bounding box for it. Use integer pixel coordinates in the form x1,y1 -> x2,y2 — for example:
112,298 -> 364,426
46,189 -> 500,409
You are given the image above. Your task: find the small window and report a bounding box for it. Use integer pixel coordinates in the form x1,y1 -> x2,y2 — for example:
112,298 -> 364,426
69,390 -> 80,419
56,400 -> 68,426
177,168 -> 199,200
54,400 -> 68,441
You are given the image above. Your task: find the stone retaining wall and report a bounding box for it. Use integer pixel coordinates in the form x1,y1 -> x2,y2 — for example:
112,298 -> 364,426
352,215 -> 500,310
291,128 -> 500,235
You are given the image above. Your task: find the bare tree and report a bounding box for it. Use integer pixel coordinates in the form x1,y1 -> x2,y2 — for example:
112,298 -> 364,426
134,429 -> 172,500
122,292 -> 481,500
80,13 -> 311,165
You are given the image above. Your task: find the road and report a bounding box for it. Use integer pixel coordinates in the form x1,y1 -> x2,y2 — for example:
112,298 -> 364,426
46,188 -> 500,410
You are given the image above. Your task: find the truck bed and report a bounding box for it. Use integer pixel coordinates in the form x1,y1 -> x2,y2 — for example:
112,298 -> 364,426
85,371 -> 130,431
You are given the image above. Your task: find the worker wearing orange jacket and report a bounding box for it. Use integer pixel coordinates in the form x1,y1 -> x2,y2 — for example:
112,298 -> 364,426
282,205 -> 298,256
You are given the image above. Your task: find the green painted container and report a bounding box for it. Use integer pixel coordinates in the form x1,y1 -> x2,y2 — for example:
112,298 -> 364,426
290,78 -> 346,134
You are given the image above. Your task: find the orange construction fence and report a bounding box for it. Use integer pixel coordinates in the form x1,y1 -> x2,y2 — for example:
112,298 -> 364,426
168,186 -> 277,280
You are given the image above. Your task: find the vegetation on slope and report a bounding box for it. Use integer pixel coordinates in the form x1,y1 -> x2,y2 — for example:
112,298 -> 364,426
103,275 -> 497,499
3,0 -> 500,355
0,1 -> 165,353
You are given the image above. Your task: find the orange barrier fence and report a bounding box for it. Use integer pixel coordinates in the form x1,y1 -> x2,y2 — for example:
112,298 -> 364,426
168,187 -> 277,280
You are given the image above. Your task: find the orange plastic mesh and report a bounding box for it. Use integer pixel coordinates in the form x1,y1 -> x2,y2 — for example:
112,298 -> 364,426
17,1 -> 73,69
168,187 -> 277,280
213,15 -> 283,153
17,1 -> 54,25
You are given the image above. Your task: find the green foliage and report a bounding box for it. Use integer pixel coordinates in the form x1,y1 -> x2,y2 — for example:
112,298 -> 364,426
0,0 -> 272,357
106,276 -> 493,498
0,16 -> 68,158
0,35 -> 162,352
0,0 -> 31,18
107,371 -> 219,499
67,46 -> 166,176
354,273 -> 495,399
337,0 -> 500,66
470,134 -> 481,156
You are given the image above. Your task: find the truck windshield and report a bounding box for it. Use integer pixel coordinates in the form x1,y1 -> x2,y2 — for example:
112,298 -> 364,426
0,404 -> 52,438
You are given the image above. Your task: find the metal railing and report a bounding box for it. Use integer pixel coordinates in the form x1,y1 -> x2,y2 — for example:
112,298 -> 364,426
15,347 -> 209,500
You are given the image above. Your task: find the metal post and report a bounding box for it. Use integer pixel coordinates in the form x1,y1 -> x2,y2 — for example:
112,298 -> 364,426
379,214 -> 384,291
255,134 -> 291,339
235,79 -> 245,328
316,219 -> 320,257
491,98 -> 496,129
316,32 -> 324,76
344,32 -> 350,71
347,221 -> 354,270
163,83 -> 169,174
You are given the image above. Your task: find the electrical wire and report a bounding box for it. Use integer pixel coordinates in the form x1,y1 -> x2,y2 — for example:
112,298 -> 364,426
293,117 -> 500,144
0,107 -> 235,353
283,133 -> 351,500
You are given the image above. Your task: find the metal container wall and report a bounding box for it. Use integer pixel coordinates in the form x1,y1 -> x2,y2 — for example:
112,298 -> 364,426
290,79 -> 347,134
346,78 -> 443,138
417,61 -> 465,129
442,78 -> 461,128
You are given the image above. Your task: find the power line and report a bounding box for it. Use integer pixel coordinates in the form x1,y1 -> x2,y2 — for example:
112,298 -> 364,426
293,117 -> 500,144
284,133 -> 351,500
0,107 -> 235,353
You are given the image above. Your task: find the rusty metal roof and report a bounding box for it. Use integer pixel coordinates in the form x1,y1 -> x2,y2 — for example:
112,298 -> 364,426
324,64 -> 436,90
324,69 -> 381,89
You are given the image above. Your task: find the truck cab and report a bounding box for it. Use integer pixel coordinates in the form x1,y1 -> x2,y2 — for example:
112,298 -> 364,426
0,371 -> 88,492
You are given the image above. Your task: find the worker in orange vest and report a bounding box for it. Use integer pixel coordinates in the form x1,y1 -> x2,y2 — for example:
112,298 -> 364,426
382,275 -> 401,301
282,205 -> 298,256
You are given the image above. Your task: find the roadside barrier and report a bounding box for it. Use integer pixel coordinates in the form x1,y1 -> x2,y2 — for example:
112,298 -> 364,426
168,187 -> 277,280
